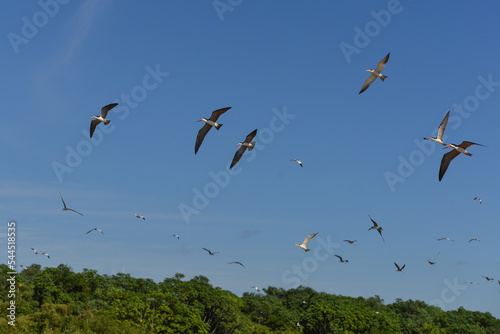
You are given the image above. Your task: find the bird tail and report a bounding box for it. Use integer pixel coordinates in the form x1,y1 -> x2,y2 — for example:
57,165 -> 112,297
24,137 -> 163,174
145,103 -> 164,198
104,120 -> 111,125
248,141 -> 256,151
214,123 -> 223,130
304,248 -> 310,252
380,75 -> 388,81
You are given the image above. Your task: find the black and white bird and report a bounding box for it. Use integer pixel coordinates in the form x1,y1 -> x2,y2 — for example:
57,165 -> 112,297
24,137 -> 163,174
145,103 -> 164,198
195,107 -> 231,154
423,110 -> 450,146
343,240 -> 357,245
368,215 -> 385,242
251,286 -> 261,292
86,228 -> 104,235
428,261 -> 436,266
335,255 -> 348,263
31,248 -> 39,254
359,52 -> 390,94
132,213 -> 146,220
172,234 -> 180,239
439,141 -> 485,181
202,248 -> 219,256
291,159 -> 303,167
474,197 -> 482,204
90,103 -> 118,138
483,276 -> 494,282
394,262 -> 405,272
41,252 -> 50,259
295,232 -> 318,252
230,129 -> 257,169
228,261 -> 245,267
59,192 -> 83,216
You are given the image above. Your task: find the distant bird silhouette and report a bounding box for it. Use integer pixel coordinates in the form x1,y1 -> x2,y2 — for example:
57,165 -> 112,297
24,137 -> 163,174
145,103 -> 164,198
86,228 -> 104,235
291,159 -> 303,167
251,286 -> 261,292
295,232 -> 318,252
468,237 -> 480,242
41,252 -> 50,259
359,52 -> 390,94
59,192 -> 83,216
428,261 -> 436,266
195,107 -> 231,154
90,103 -> 117,138
172,234 -> 180,239
423,110 -> 450,146
439,141 -> 485,181
202,248 -> 219,256
368,215 -> 385,242
228,261 -> 245,267
343,240 -> 357,245
394,262 -> 405,272
31,248 -> 39,254
230,129 -> 257,169
483,276 -> 494,282
335,255 -> 348,263
464,281 -> 478,285
132,213 -> 145,220
474,197 -> 482,204
437,237 -> 454,242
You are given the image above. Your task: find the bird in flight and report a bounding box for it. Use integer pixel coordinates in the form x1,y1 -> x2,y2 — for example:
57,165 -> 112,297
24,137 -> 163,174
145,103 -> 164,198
439,141 -> 485,181
437,237 -> 454,242
251,286 -> 261,292
228,261 -> 245,267
195,107 -> 231,154
474,197 -> 482,204
368,215 -> 385,242
423,110 -> 450,146
90,103 -> 118,138
483,276 -> 494,282
31,248 -> 39,254
132,213 -> 146,220
343,240 -> 357,245
291,159 -> 303,167
59,192 -> 83,216
86,228 -> 104,235
335,255 -> 348,263
468,237 -> 480,242
172,234 -> 180,239
230,129 -> 257,169
428,261 -> 436,266
295,232 -> 318,252
41,252 -> 50,259
359,52 -> 390,94
394,262 -> 405,272
202,248 -> 219,256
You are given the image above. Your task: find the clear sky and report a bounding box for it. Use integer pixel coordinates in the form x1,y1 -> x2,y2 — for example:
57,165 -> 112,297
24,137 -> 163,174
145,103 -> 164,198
1,0 -> 500,317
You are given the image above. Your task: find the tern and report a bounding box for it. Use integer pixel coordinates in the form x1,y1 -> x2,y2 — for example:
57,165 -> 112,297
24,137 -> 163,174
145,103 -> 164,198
41,252 -> 50,259
394,262 -> 405,272
86,228 -> 104,235
437,237 -> 454,242
439,141 -> 485,181
359,52 -> 390,94
343,240 -> 357,245
368,215 -> 385,242
468,237 -> 480,242
132,214 -> 146,220
335,255 -> 348,263
172,234 -> 180,239
423,110 -> 450,146
291,159 -> 303,167
295,232 -> 318,252
230,129 -> 257,169
202,248 -> 219,256
251,286 -> 261,292
195,107 -> 231,154
59,192 -> 83,216
428,261 -> 436,266
474,197 -> 482,204
90,103 -> 118,138
31,248 -> 39,254
228,261 -> 245,267
483,276 -> 494,282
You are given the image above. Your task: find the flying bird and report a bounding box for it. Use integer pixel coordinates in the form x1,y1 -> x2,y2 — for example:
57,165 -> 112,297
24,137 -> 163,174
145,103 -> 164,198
59,192 -> 83,216
437,237 -> 454,242
202,248 -> 219,256
195,107 -> 231,154
86,228 -> 104,235
228,261 -> 245,267
41,252 -> 50,259
343,240 -> 357,245
394,262 -> 405,272
474,197 -> 482,204
335,255 -> 348,263
230,129 -> 257,169
31,248 -> 39,254
132,214 -> 146,220
251,286 -> 261,292
468,237 -> 480,242
90,103 -> 118,138
368,215 -> 385,242
359,52 -> 390,94
291,159 -> 303,167
428,261 -> 436,266
19,264 -> 27,270
172,234 -> 180,239
423,110 -> 450,146
439,141 -> 485,181
483,276 -> 494,282
295,232 -> 318,252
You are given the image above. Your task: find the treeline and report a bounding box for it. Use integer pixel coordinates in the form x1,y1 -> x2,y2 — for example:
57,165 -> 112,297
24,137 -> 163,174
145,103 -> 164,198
0,264 -> 499,333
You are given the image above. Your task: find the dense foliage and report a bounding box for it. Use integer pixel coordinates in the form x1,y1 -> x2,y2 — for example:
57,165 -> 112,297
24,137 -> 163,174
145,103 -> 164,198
1,264 -> 499,333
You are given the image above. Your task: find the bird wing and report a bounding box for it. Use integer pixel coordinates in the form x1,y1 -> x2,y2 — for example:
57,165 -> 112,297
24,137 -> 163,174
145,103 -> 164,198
100,103 -> 118,118
335,255 -> 342,261
374,52 -> 390,73
99,229 -> 104,234
90,119 -> 101,138
369,215 -> 379,228
460,141 -> 485,149
86,229 -> 93,234
437,110 -> 450,141
439,149 -> 461,181
59,193 -> 67,209
244,129 -> 258,143
202,248 -> 211,254
378,229 -> 385,242
230,145 -> 248,169
394,263 -> 400,270
209,107 -> 231,121
302,232 -> 318,247
401,264 -> 405,270
68,208 -> 84,216
359,73 -> 378,94
195,123 -> 213,154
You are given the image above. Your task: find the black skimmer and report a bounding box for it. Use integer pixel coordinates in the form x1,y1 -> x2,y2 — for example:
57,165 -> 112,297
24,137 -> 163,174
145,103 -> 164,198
483,276 -> 494,282
172,234 -> 180,239
291,159 -> 303,167
59,192 -> 83,216
86,228 -> 104,235
251,286 -> 261,292
474,197 -> 482,204
359,52 -> 390,94
335,255 -> 348,263
428,261 -> 436,266
202,248 -> 219,256
41,252 -> 50,259
31,248 -> 39,254
195,107 -> 231,154
437,237 -> 454,242
132,213 -> 145,220
230,129 -> 257,169
343,240 -> 357,245
423,110 -> 450,146
468,237 -> 480,242
368,215 -> 385,242
295,232 -> 318,252
394,262 -> 405,272
439,141 -> 485,181
90,103 -> 118,138
228,261 -> 245,267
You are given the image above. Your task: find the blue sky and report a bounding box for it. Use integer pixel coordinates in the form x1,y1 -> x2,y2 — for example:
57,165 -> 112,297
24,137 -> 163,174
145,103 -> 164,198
1,0 -> 500,317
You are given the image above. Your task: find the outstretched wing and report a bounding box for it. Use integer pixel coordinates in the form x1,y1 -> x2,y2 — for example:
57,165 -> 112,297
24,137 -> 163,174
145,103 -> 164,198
302,232 -> 318,247
374,52 -> 390,73
209,107 -> 231,122
68,208 -> 84,216
90,119 -> 101,138
59,193 -> 67,209
100,103 -> 118,118
230,145 -> 248,169
368,215 -> 379,228
459,141 -> 485,149
437,110 -> 450,141
195,123 -> 213,154
359,73 -> 378,94
244,129 -> 258,143
439,149 -> 460,181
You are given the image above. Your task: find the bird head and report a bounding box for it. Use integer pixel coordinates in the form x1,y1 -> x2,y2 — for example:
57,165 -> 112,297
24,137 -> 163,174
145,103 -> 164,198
197,118 -> 207,122
236,143 -> 243,146
366,69 -> 374,72
294,243 -> 300,246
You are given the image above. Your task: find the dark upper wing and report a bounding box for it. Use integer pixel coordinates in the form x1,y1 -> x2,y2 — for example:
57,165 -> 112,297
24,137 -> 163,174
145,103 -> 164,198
439,149 -> 461,181
460,141 -> 485,149
335,255 -> 342,261
244,129 -> 258,143
359,73 -> 378,94
90,119 -> 101,138
59,193 -> 67,209
195,123 -> 212,154
374,52 -> 390,73
437,110 -> 450,140
68,208 -> 84,216
369,215 -> 378,227
209,107 -> 231,122
230,145 -> 247,169
401,264 -> 405,270
394,262 -> 400,270
101,103 -> 118,118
